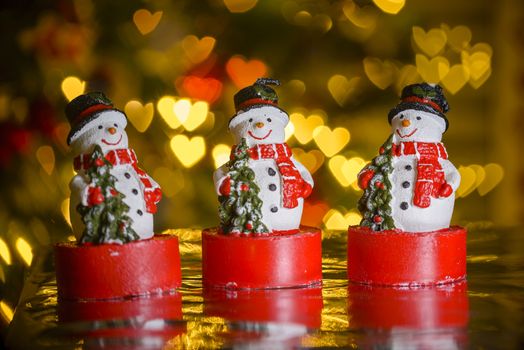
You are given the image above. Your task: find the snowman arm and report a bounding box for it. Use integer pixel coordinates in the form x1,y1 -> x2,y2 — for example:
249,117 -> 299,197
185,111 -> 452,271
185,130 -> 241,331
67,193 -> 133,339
70,173 -> 90,206
441,159 -> 461,191
290,156 -> 314,187
213,164 -> 230,195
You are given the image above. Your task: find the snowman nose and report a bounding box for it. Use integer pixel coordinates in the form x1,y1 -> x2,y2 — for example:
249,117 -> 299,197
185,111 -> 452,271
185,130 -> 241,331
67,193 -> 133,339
108,127 -> 117,134
401,120 -> 411,127
255,122 -> 265,128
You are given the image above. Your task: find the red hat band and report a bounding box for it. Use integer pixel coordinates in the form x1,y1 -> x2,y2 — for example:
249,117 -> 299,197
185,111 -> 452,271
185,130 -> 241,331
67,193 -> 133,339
402,96 -> 443,114
72,103 -> 114,126
237,98 -> 277,112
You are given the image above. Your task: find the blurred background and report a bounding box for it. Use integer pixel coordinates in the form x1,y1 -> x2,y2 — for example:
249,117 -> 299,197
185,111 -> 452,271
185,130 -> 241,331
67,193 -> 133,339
0,0 -> 522,338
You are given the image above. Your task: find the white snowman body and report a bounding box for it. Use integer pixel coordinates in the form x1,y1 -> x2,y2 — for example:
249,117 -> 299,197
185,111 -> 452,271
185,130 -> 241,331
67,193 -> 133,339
214,106 -> 313,232
389,109 -> 460,232
69,110 -> 157,241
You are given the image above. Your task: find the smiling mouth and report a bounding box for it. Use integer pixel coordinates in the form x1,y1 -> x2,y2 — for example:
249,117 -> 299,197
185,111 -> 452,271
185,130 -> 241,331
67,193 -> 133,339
101,135 -> 122,145
248,129 -> 273,140
396,128 -> 418,138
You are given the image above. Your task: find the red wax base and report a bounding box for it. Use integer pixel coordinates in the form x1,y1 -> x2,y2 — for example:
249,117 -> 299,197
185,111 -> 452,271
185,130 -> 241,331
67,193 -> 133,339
55,234 -> 182,300
204,286 -> 323,329
348,281 -> 469,329
347,225 -> 467,286
202,226 -> 322,289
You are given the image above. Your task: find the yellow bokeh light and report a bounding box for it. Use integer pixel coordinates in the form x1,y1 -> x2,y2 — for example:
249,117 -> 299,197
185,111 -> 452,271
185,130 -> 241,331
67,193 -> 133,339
171,99 -> 209,131
313,126 -> 350,158
290,113 -> 324,145
323,209 -> 362,231
157,96 -> 182,129
0,301 -> 14,323
455,163 -> 504,198
124,100 -> 154,133
36,145 -> 55,175
133,9 -> 163,35
61,198 -> 71,228
372,0 -> 405,15
173,99 -> 191,124
0,239 -> 11,265
61,76 -> 85,101
345,211 -> 363,226
182,35 -> 216,64
15,237 -> 32,267
343,1 -> 378,29
223,0 -> 258,13
212,144 -> 231,169
170,135 -> 206,168
478,163 -> 504,196
328,156 -> 366,188
184,101 -> 209,132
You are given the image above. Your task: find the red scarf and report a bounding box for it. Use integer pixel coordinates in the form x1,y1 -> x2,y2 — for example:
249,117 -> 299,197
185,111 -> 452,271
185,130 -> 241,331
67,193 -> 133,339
74,149 -> 162,214
391,142 -> 448,208
232,143 -> 307,209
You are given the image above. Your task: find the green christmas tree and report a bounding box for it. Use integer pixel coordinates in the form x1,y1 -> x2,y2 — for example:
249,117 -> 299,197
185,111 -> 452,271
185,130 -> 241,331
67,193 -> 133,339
357,135 -> 395,231
219,138 -> 268,235
77,145 -> 139,244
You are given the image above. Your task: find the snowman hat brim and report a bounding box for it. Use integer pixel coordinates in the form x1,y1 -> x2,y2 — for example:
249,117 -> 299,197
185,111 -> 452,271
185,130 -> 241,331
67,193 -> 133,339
229,105 -> 289,129
67,110 -> 127,145
388,102 -> 449,131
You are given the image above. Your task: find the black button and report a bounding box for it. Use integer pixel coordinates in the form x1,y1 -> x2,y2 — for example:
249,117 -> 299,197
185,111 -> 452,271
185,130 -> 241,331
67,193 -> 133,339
402,181 -> 410,188
268,168 -> 276,176
137,210 -> 143,216
400,202 -> 409,210
270,206 -> 278,213
125,172 -> 131,179
269,184 -> 277,191
132,189 -> 139,195
405,165 -> 412,171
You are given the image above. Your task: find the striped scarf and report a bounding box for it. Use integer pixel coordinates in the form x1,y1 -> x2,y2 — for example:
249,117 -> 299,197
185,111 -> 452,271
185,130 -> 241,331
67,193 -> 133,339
392,142 -> 448,208
74,149 -> 162,213
232,143 -> 306,209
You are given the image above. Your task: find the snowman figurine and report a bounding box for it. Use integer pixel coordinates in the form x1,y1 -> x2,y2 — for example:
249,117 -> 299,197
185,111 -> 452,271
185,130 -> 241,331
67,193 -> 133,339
214,78 -> 313,233
66,92 -> 161,242
357,83 -> 460,232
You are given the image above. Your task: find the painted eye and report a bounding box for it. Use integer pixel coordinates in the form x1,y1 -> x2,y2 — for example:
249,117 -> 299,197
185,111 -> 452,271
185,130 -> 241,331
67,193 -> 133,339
98,125 -> 103,129
249,118 -> 253,122
399,114 -> 404,119
114,123 -> 118,127
416,116 -> 422,120
267,118 -> 272,122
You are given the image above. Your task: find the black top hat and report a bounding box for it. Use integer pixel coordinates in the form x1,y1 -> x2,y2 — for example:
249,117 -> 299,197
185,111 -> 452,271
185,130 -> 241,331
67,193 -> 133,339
388,83 -> 450,130
66,92 -> 126,145
229,78 -> 288,127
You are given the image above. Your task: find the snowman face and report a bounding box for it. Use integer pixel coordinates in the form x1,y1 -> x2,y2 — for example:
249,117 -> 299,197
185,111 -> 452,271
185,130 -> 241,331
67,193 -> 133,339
229,106 -> 287,146
391,109 -> 446,143
71,111 -> 129,154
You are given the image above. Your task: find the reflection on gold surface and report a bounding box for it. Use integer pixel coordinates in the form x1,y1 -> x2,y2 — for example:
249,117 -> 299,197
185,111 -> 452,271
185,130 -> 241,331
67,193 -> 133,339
0,238 -> 12,265
166,320 -> 226,349
467,254 -> 499,263
15,237 -> 32,266
0,301 -> 14,323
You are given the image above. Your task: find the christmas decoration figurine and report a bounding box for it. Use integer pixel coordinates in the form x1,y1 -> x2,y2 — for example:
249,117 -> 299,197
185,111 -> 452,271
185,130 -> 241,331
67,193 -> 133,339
348,83 -> 467,286
215,78 -> 313,235
54,92 -> 181,300
202,78 -> 322,289
67,92 -> 161,242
